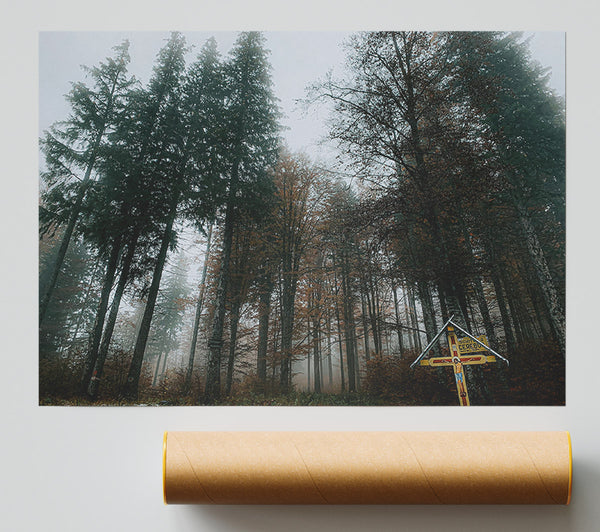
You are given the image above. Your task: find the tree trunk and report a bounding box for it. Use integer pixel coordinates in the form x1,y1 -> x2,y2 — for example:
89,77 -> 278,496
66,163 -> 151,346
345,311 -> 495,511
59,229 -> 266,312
403,285 -> 414,351
408,285 -> 422,352
183,223 -> 213,395
353,319 -> 361,389
503,275 -> 525,345
225,302 -> 240,396
359,279 -> 371,361
39,127 -> 109,326
68,255 -> 101,348
417,280 -> 438,353
366,271 -> 383,357
490,267 -> 517,352
456,283 -> 472,333
458,220 -> 498,348
205,164 -> 240,403
391,278 -> 404,358
334,275 -> 346,392
516,203 -> 566,355
257,271 -> 273,388
326,306 -> 333,388
87,232 -> 139,399
39,59 -> 129,326
472,276 -> 499,349
160,347 -> 169,378
438,283 -> 449,324
270,301 -> 281,387
279,265 -> 298,392
79,235 -> 122,394
340,250 -> 356,392
152,351 -> 163,386
313,312 -> 321,394
307,321 -> 312,392
373,280 -> 383,357
123,195 -> 179,400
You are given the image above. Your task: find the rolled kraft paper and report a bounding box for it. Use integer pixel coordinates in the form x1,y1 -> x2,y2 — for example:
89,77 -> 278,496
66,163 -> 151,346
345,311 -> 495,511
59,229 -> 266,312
163,431 -> 572,505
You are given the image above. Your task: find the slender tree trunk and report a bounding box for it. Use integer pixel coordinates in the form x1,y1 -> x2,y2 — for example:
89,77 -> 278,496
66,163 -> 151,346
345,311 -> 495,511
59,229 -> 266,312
326,306 -> 333,388
438,284 -> 449,324
225,302 -> 240,396
442,278 -> 466,325
312,253 -> 323,393
319,349 -> 324,390
279,268 -> 298,392
366,282 -> 381,357
69,255 -> 101,348
152,352 -> 163,386
391,278 -> 404,358
257,272 -> 273,388
403,284 -> 414,350
373,280 -> 383,357
39,127 -> 110,327
484,234 -> 516,352
472,277 -> 498,349
313,313 -> 321,394
503,275 -> 525,345
80,235 -> 122,394
529,283 -> 552,340
340,250 -> 356,392
87,232 -> 139,399
457,219 -> 498,348
307,319 -> 312,392
359,288 -> 371,362
270,302 -> 281,387
367,268 -> 384,357
40,182 -> 89,326
183,223 -> 213,395
353,319 -> 361,390
456,283 -> 472,332
417,280 -> 438,352
334,275 -> 346,392
123,195 -> 179,400
39,61 -> 128,326
205,163 -> 240,403
515,201 -> 565,355
490,267 -> 517,352
160,347 -> 168,378
408,285 -> 422,351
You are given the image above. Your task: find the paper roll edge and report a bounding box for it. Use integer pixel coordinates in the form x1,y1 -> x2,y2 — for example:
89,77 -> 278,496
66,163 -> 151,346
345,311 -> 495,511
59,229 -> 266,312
567,431 -> 572,505
163,431 -> 168,505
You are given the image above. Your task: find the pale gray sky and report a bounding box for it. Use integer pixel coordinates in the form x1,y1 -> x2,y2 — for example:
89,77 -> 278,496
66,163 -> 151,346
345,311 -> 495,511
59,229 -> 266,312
39,31 -> 565,166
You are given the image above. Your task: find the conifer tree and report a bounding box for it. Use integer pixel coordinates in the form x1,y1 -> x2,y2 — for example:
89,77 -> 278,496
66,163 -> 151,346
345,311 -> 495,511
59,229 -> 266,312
39,41 -> 133,325
204,32 -> 280,403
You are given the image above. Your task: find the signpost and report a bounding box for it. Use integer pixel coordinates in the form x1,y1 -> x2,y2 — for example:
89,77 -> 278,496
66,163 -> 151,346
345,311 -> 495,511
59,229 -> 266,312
410,316 -> 509,406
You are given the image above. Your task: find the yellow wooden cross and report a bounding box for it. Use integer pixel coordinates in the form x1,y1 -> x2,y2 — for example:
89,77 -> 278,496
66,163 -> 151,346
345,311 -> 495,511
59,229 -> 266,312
419,325 -> 496,405
410,316 -> 509,406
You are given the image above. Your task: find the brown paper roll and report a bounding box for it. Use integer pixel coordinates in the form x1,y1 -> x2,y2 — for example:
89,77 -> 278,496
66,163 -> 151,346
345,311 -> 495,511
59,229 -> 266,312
163,431 -> 572,505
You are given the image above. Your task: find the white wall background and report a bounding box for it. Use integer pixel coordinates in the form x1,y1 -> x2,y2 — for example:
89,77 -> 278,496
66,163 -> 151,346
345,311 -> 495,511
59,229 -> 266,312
1,1 -> 599,531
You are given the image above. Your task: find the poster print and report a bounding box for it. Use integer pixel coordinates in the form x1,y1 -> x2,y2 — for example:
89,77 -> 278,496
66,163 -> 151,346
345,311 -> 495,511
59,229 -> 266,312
39,31 -> 565,406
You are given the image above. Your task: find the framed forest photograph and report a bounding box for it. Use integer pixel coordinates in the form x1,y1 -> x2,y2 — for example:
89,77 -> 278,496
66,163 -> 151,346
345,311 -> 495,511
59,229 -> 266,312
38,31 -> 565,406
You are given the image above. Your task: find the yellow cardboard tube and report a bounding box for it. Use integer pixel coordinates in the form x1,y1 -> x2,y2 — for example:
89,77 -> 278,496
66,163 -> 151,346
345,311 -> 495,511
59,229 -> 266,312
163,431 -> 572,505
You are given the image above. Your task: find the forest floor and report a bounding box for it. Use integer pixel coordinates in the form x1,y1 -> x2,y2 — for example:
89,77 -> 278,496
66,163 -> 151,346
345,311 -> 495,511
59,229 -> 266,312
39,391 -> 395,407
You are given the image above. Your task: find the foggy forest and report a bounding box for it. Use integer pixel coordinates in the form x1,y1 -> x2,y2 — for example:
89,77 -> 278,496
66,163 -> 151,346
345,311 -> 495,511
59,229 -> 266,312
39,31 -> 565,405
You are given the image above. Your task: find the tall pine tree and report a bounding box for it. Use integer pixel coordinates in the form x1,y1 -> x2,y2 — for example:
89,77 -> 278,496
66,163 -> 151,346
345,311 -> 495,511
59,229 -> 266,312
204,32 -> 281,403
